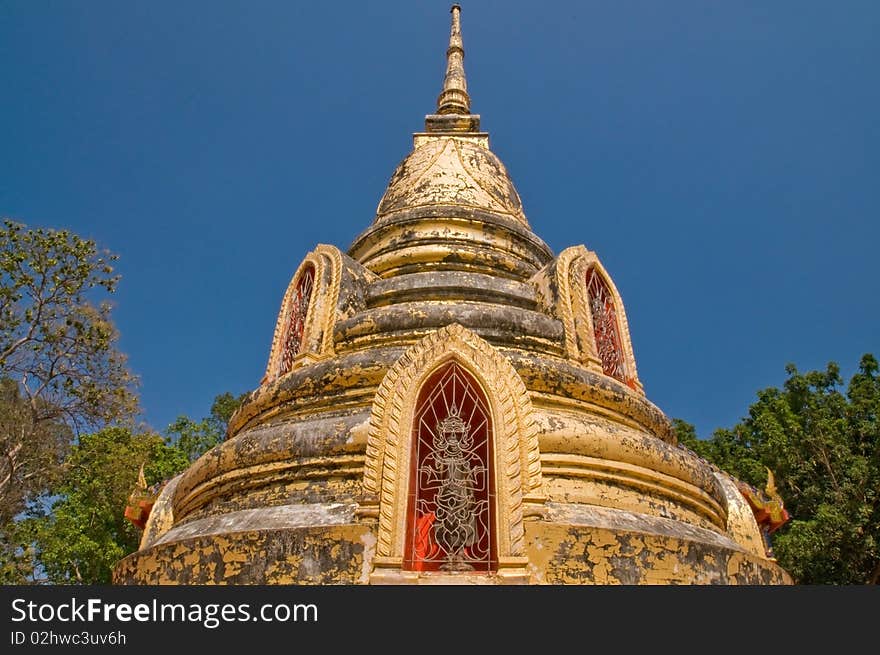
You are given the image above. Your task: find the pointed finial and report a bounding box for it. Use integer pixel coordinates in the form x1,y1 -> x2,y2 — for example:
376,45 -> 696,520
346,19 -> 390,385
419,5 -> 485,140
436,4 -> 470,115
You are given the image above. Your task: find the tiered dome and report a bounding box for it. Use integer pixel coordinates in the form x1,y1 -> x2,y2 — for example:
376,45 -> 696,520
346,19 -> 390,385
115,6 -> 790,585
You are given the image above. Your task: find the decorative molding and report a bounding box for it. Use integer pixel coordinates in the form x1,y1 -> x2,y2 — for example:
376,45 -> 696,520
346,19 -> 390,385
578,252 -> 642,392
263,244 -> 343,384
376,138 -> 528,225
713,472 -> 767,559
362,323 -> 542,569
553,246 -> 591,363
138,474 -> 182,550
313,245 -> 343,355
554,246 -> 643,394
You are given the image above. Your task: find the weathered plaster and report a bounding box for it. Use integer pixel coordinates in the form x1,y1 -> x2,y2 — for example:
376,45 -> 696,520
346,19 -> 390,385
115,33 -> 790,585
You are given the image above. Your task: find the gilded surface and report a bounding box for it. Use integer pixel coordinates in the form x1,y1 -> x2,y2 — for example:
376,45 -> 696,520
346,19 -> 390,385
362,323 -> 542,576
552,246 -> 643,393
435,5 -> 470,116
376,138 -> 527,225
413,133 -> 489,149
138,474 -> 181,550
525,504 -> 791,584
115,6 -> 791,586
116,525 -> 373,585
263,244 -> 343,383
713,471 -> 766,558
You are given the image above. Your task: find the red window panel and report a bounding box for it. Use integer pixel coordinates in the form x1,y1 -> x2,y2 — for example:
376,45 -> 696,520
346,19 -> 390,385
404,361 -> 496,572
279,265 -> 315,376
585,266 -> 633,387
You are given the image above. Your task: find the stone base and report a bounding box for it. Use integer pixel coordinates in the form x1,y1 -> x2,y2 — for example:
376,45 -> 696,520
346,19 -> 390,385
113,524 -> 375,585
114,505 -> 790,585
524,504 -> 791,585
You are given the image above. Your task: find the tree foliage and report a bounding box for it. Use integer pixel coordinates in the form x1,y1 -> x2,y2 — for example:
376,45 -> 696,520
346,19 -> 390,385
676,354 -> 880,584
0,220 -> 137,428
0,220 -> 138,523
0,379 -> 71,525
28,427 -> 165,584
0,220 -> 248,584
164,392 -> 246,464
10,393 -> 245,584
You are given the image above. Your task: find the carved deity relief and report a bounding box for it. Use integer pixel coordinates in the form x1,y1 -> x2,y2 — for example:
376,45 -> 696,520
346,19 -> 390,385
585,265 -> 629,385
404,362 -> 495,572
278,264 -> 314,376
263,245 -> 343,383
363,324 -> 542,581
549,246 -> 643,393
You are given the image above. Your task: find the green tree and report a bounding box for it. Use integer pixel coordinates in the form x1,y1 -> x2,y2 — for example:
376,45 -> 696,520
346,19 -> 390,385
0,379 -> 71,525
0,220 -> 137,427
22,392 -> 245,584
164,391 -> 247,463
0,220 -> 137,513
676,354 -> 880,584
0,219 -> 138,580
26,427 -> 172,584
208,391 -> 245,430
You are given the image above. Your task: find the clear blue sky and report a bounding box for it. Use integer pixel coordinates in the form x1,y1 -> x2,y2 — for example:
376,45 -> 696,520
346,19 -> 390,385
2,1 -> 877,438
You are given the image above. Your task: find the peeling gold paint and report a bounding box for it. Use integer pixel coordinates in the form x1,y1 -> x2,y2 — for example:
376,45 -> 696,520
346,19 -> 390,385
115,11 -> 790,586
376,138 -> 527,224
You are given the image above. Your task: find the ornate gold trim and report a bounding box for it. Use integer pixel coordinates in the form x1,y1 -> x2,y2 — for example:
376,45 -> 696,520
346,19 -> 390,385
541,452 -> 726,530
362,323 -> 542,568
313,244 -> 343,354
554,246 -> 643,393
262,244 -> 343,384
713,472 -> 768,559
138,474 -> 182,550
375,138 -> 528,225
552,246 -> 590,363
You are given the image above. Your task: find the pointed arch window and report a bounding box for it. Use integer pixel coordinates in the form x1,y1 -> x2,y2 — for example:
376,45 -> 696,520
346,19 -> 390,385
278,264 -> 315,376
585,266 -> 630,385
404,361 -> 496,573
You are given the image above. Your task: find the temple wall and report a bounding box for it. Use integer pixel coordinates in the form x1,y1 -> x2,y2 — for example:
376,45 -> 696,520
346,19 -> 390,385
115,513 -> 790,585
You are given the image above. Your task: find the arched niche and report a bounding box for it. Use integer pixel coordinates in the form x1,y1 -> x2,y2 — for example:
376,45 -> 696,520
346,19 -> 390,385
403,361 -> 496,572
262,244 -> 343,383
554,246 -> 643,393
362,323 -> 543,583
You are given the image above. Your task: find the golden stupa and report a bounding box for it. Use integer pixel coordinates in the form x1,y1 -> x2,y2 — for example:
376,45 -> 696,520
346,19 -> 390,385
115,6 -> 790,585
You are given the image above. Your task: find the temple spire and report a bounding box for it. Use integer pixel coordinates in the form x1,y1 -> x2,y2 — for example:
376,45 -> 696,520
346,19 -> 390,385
436,4 -> 470,115
422,5 -> 483,136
